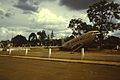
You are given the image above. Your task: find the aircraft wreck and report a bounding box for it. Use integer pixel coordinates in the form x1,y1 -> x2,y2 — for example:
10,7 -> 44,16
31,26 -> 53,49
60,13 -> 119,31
60,31 -> 100,52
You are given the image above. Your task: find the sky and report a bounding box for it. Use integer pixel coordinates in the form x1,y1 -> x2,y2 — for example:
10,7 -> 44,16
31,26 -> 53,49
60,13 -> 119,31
0,0 -> 119,41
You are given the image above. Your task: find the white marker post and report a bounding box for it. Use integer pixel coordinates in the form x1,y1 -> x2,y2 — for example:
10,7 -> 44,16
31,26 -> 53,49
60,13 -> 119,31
48,47 -> 51,58
117,45 -> 119,50
25,48 -> 28,56
81,48 -> 85,60
9,48 -> 12,55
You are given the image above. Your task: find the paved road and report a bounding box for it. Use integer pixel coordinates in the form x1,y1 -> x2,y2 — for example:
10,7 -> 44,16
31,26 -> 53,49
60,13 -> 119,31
0,56 -> 120,80
84,55 -> 120,62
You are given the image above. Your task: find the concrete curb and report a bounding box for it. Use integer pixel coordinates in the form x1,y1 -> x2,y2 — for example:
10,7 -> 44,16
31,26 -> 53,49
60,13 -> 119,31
0,55 -> 120,66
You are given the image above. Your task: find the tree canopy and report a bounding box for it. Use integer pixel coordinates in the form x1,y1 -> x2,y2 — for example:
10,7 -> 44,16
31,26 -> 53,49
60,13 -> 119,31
11,35 -> 27,46
87,0 -> 120,34
37,30 -> 47,41
68,0 -> 120,39
68,18 -> 93,37
28,33 -> 37,42
50,30 -> 54,39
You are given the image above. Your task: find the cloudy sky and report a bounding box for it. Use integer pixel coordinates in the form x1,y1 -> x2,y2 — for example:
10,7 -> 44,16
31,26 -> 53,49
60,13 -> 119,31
0,0 -> 119,40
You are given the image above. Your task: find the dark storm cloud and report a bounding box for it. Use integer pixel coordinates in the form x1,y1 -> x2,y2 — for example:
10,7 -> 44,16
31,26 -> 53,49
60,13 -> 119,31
19,0 -> 27,3
0,10 -> 11,18
22,11 -> 33,14
14,0 -> 38,12
5,13 -> 11,17
60,0 -> 114,10
0,10 -> 5,19
0,10 -> 4,15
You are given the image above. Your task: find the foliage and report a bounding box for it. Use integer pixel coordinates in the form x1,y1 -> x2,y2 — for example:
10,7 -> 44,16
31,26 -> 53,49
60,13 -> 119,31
28,33 -> 37,41
64,35 -> 74,42
28,33 -> 38,46
37,30 -> 47,41
11,35 -> 27,46
102,36 -> 120,49
87,0 -> 120,34
51,30 -> 54,39
68,18 -> 93,37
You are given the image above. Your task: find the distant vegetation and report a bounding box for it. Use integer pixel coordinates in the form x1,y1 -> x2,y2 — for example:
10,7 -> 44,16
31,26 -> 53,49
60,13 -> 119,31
0,0 -> 120,50
0,30 -> 62,48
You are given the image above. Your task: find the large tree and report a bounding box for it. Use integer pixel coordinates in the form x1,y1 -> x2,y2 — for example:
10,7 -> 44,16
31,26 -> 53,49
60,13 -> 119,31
11,35 -> 27,47
68,18 -> 93,37
87,0 -> 120,35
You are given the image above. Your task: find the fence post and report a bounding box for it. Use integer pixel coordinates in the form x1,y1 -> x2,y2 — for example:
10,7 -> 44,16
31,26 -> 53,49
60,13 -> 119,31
25,48 -> 28,56
117,45 -> 119,50
9,48 -> 12,55
48,47 -> 51,58
81,48 -> 85,60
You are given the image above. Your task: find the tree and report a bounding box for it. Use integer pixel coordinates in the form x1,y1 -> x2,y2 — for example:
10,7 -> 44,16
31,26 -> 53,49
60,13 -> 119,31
28,33 -> 37,41
37,30 -> 47,45
37,31 -> 42,40
46,34 -> 50,46
51,30 -> 54,39
64,35 -> 75,42
28,33 -> 38,46
41,30 -> 47,41
87,0 -> 120,35
1,40 -> 11,51
102,36 -> 120,49
50,30 -> 55,46
68,18 -> 93,37
11,35 -> 27,47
